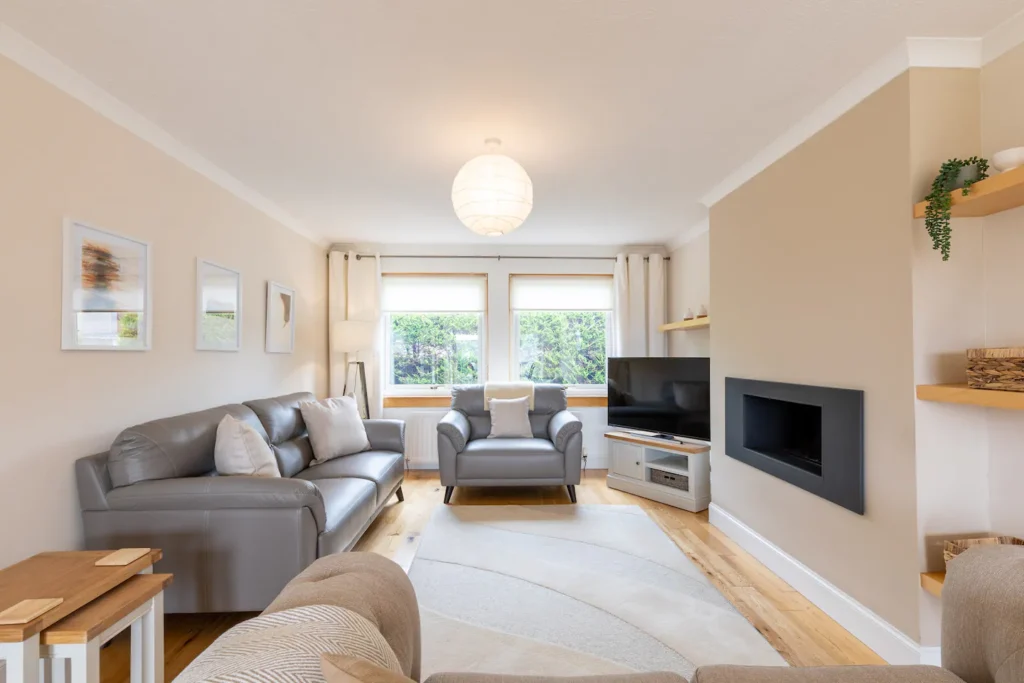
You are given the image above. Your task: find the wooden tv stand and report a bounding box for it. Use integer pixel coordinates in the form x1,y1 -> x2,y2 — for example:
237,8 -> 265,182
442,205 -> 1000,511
604,431 -> 711,512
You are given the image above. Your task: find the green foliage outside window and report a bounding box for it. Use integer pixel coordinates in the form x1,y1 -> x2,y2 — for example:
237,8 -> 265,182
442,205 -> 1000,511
517,311 -> 608,385
390,313 -> 481,385
117,312 -> 140,340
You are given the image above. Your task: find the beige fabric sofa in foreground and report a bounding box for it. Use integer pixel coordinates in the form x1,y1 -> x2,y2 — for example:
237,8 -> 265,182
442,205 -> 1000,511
177,546 -> 1024,683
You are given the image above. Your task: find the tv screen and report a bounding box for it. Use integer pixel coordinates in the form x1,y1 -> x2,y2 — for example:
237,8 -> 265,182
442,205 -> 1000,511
607,357 -> 711,441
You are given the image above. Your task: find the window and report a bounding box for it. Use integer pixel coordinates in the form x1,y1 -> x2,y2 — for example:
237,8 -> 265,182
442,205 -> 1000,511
510,275 -> 613,391
382,275 -> 487,393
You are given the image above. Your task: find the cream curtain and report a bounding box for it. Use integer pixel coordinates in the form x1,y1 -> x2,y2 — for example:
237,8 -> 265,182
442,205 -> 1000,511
612,253 -> 666,357
328,250 -> 384,418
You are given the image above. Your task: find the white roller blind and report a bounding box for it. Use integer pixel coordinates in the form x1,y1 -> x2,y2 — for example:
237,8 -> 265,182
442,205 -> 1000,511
381,275 -> 487,313
511,276 -> 614,311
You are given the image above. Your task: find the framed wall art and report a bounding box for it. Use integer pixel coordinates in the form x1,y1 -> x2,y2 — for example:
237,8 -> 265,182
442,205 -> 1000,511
196,259 -> 242,351
265,281 -> 296,353
62,219 -> 151,351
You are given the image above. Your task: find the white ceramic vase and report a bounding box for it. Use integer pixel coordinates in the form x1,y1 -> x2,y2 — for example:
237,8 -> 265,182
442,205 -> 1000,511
992,147 -> 1024,173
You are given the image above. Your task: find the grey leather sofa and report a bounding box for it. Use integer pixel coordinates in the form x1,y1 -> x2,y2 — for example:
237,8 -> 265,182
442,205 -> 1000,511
75,391 -> 405,614
436,384 -> 583,504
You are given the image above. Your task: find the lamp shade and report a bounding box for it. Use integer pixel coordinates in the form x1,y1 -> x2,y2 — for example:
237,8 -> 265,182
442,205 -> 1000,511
452,139 -> 533,237
332,320 -> 376,354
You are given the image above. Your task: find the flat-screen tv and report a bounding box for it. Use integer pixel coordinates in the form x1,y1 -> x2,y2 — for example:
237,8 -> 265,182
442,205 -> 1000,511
607,357 -> 711,441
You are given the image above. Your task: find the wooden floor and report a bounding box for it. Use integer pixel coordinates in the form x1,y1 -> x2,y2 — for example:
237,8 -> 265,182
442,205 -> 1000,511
99,470 -> 884,682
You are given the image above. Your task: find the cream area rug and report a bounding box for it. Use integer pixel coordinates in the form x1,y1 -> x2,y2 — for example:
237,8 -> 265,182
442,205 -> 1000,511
408,505 -> 786,680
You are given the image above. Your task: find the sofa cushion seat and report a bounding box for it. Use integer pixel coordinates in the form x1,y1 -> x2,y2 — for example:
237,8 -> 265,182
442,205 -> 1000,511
309,478 -> 377,555
296,451 -> 404,506
457,438 -> 564,480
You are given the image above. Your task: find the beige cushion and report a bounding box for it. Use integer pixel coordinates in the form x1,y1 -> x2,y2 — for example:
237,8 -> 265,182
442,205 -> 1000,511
214,414 -> 281,477
322,654 -> 414,683
488,396 -> 532,438
301,396 -> 370,463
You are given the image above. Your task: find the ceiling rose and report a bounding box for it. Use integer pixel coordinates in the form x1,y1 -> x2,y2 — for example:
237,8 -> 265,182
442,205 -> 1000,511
451,138 -> 533,237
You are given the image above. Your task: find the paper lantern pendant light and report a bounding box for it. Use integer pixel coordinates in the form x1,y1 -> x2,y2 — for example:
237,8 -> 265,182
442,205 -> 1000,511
452,138 -> 533,237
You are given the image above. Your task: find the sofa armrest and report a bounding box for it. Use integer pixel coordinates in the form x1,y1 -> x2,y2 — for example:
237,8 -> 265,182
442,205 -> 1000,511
548,410 -> 583,453
76,452 -> 113,511
364,419 -> 406,453
692,666 -> 961,683
437,411 -> 470,453
105,476 -> 327,530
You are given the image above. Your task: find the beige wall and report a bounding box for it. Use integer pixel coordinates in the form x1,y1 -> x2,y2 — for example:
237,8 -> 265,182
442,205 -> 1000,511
907,68 -> 987,647
981,42 -> 1024,540
0,56 -> 328,567
667,231 -> 710,358
710,74 -> 922,638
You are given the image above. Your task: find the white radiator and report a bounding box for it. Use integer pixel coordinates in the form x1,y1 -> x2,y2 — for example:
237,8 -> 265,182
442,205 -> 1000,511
386,408 -> 445,468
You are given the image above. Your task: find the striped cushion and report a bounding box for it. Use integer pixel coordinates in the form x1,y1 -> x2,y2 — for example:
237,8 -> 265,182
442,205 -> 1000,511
174,605 -> 402,683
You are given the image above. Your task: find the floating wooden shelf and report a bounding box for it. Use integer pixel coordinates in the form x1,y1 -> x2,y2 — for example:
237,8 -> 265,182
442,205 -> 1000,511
921,571 -> 945,598
916,383 -> 1024,410
913,165 -> 1024,219
659,317 -> 710,332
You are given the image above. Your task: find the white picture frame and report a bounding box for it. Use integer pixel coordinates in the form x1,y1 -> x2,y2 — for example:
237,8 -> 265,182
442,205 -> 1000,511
196,259 -> 242,351
265,281 -> 296,353
62,219 -> 152,351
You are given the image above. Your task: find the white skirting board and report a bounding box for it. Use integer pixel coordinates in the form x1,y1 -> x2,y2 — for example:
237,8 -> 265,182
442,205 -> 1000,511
919,648 -> 942,667
709,504 -> 928,665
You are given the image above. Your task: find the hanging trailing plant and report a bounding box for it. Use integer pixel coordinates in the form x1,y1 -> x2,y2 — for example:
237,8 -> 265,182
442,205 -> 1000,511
924,157 -> 989,261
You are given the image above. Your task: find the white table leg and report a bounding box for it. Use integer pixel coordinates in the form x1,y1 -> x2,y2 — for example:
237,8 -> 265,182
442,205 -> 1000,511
50,659 -> 68,683
141,593 -> 163,683
66,642 -> 98,683
130,618 -> 143,683
1,634 -> 40,683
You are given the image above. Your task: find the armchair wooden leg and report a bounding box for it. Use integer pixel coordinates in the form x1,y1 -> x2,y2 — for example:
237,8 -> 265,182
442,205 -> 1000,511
444,486 -> 454,505
396,486 -> 405,502
567,485 -> 577,503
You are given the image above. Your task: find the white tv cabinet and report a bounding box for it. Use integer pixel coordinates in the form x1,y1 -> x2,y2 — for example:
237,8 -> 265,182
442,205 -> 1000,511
604,431 -> 711,512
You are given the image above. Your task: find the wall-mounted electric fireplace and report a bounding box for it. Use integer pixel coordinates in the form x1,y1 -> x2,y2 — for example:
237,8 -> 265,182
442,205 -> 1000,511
725,378 -> 864,514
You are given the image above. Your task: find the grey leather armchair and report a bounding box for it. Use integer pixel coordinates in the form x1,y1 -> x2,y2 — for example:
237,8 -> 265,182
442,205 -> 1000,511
75,392 -> 405,613
436,384 -> 583,504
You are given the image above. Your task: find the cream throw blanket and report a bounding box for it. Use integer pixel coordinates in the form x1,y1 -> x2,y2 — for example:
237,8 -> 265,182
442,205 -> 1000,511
173,604 -> 402,683
484,381 -> 535,411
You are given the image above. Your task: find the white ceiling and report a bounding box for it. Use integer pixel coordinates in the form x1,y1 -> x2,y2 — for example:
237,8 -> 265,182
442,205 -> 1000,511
2,1 -> 1023,246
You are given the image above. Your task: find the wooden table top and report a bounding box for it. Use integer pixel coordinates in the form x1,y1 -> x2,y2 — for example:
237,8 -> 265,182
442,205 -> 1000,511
0,550 -> 161,642
604,431 -> 711,454
41,574 -> 172,645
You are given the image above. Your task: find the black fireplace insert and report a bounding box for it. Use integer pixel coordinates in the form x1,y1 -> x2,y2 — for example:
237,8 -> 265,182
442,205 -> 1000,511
725,378 -> 864,514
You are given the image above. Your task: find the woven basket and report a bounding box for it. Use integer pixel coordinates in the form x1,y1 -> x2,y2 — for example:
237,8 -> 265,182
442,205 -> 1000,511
966,347 -> 1024,392
943,536 -> 1024,566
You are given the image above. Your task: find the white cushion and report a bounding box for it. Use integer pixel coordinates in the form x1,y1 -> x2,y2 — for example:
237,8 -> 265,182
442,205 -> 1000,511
487,396 -> 533,439
300,396 -> 370,463
214,415 -> 281,477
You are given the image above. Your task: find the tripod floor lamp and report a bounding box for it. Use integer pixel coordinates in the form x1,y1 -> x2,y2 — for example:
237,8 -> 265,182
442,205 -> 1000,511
332,320 -> 376,419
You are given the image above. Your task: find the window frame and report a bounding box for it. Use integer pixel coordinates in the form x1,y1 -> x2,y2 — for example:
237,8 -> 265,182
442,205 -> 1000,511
508,274 -> 613,396
382,273 -> 488,396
